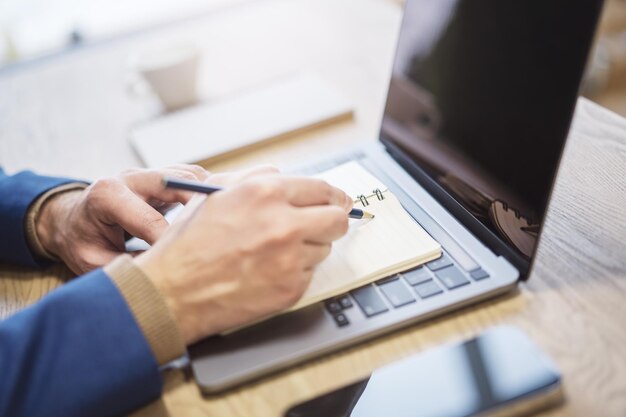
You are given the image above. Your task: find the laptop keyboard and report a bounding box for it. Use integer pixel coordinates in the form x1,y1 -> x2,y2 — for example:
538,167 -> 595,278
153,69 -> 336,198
325,250 -> 489,327
294,152 -> 490,328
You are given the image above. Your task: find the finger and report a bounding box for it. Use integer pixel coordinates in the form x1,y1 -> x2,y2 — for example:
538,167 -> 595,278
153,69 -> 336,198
301,242 -> 332,269
99,188 -> 170,245
341,191 -> 354,213
296,205 -> 350,243
278,177 -> 350,209
168,164 -> 210,181
123,167 -> 207,205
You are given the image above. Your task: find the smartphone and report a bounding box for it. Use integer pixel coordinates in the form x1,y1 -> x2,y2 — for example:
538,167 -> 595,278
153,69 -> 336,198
284,326 -> 563,417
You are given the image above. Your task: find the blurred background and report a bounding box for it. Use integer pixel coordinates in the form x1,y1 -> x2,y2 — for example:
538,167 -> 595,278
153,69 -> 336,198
0,0 -> 238,62
1,0 -> 625,114
590,0 -> 626,116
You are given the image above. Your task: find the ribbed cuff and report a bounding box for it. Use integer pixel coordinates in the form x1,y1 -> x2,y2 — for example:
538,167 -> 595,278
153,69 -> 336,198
105,255 -> 186,366
25,182 -> 88,261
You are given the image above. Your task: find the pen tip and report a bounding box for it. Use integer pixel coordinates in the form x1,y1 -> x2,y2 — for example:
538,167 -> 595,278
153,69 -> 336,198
362,212 -> 375,219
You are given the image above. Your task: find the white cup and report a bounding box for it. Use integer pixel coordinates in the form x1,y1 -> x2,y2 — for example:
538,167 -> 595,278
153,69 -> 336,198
128,44 -> 200,112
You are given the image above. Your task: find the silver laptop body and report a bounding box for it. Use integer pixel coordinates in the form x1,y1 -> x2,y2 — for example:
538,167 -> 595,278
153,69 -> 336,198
189,0 -> 604,393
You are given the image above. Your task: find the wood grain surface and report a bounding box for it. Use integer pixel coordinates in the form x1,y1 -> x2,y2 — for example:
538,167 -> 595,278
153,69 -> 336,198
1,0 -> 625,415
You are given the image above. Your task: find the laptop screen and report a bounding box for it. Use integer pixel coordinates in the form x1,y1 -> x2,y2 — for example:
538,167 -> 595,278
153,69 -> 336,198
381,0 -> 603,261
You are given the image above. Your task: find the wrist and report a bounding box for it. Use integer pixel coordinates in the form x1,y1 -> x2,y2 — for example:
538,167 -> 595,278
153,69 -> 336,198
134,251 -> 198,344
105,255 -> 187,364
36,189 -> 82,258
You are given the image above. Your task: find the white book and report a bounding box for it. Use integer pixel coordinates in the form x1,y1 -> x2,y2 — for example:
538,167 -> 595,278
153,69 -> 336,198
290,161 -> 442,310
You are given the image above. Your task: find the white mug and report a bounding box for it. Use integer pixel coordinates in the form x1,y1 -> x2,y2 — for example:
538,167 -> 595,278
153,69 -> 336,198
128,44 -> 200,112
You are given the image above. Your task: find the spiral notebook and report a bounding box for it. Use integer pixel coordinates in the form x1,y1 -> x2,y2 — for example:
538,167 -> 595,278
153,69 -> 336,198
289,161 -> 442,311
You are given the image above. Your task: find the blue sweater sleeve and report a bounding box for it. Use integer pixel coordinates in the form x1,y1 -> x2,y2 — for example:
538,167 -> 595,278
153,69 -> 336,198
0,269 -> 162,417
0,168 -> 83,267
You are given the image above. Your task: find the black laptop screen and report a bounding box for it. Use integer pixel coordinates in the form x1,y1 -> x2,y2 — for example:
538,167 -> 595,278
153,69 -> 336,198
381,0 -> 603,259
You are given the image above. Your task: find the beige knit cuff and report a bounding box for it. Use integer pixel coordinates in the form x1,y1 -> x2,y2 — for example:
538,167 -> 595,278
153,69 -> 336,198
105,255 -> 186,366
25,182 -> 88,261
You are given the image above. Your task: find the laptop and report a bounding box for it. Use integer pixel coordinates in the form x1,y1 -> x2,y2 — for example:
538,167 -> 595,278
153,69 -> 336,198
189,0 -> 604,393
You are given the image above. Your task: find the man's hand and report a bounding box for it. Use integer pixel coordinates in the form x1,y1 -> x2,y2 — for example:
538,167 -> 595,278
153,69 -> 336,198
36,165 -> 210,274
135,175 -> 353,344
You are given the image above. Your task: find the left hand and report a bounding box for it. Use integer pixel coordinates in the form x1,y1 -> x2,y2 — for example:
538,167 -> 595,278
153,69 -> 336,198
36,165 -> 210,274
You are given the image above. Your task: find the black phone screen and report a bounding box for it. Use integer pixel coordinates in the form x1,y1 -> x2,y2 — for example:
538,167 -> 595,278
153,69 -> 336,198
284,326 -> 561,417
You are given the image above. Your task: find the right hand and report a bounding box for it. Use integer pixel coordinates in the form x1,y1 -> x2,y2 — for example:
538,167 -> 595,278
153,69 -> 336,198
135,175 -> 353,344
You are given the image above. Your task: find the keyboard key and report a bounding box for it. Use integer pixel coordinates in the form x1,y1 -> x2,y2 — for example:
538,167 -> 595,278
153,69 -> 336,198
333,313 -> 350,327
376,274 -> 400,285
426,253 -> 453,271
414,280 -> 443,299
325,300 -> 342,314
338,295 -> 353,309
470,268 -> 490,280
351,285 -> 389,317
435,265 -> 470,290
378,279 -> 416,308
403,267 -> 432,286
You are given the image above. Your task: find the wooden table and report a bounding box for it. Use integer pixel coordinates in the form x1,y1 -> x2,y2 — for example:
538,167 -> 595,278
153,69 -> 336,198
1,0 -> 626,415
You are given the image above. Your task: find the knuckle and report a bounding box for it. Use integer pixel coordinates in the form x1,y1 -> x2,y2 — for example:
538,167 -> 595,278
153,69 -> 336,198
248,179 -> 284,201
312,179 -> 334,202
276,255 -> 293,274
87,177 -> 120,204
119,168 -> 143,179
309,178 -> 333,202
141,209 -> 166,228
235,181 -> 258,198
174,171 -> 197,181
271,248 -> 302,278
277,275 -> 306,306
91,177 -> 118,193
189,164 -> 208,176
254,164 -> 280,175
177,164 -> 208,178
269,224 -> 302,245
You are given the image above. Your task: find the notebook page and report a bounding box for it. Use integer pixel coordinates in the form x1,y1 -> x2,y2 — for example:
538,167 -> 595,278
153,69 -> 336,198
314,161 -> 388,197
291,161 -> 442,310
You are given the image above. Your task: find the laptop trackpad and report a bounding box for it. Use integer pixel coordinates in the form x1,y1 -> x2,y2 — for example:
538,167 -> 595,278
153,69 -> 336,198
189,303 -> 336,392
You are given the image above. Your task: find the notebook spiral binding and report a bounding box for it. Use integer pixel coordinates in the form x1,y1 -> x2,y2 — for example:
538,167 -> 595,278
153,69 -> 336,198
356,188 -> 387,206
